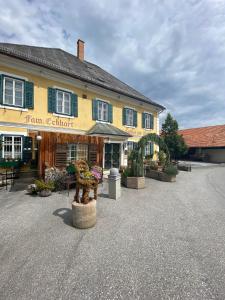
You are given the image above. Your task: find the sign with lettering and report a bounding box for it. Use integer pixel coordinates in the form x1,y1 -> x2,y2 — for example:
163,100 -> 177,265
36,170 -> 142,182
24,115 -> 74,128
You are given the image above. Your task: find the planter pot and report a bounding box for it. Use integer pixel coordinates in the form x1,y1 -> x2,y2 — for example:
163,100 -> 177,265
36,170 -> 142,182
124,177 -> 145,189
72,199 -> 96,229
145,169 -> 176,182
178,164 -> 192,172
160,173 -> 176,182
38,189 -> 52,197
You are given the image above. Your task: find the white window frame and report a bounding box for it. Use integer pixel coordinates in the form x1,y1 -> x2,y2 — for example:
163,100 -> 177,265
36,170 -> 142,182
98,101 -> 108,122
3,76 -> 24,108
145,113 -> 151,129
2,136 -> 23,160
56,90 -> 71,116
145,142 -> 152,156
67,144 -> 88,162
126,108 -> 134,126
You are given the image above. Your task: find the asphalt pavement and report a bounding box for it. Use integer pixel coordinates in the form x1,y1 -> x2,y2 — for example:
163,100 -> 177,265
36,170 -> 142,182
1,165 -> 225,299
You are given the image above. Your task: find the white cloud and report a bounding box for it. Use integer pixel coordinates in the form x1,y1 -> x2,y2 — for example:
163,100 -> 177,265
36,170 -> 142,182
0,0 -> 225,129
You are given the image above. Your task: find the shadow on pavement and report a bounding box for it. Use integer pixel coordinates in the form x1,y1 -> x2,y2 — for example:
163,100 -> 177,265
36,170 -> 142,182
53,208 -> 73,227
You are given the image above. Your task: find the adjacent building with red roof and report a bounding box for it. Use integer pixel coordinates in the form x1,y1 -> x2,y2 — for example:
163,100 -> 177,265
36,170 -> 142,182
179,125 -> 225,163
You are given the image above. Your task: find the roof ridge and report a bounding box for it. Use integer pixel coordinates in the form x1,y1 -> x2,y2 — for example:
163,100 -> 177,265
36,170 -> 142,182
179,124 -> 225,131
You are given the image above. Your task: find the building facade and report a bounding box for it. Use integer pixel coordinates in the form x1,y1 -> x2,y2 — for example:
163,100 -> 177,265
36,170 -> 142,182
179,125 -> 225,163
0,40 -> 165,175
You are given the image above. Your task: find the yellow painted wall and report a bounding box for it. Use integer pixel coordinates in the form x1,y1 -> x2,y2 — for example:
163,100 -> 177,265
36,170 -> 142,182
0,65 -> 158,140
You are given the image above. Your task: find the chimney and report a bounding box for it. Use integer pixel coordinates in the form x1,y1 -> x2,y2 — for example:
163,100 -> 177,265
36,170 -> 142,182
77,39 -> 85,61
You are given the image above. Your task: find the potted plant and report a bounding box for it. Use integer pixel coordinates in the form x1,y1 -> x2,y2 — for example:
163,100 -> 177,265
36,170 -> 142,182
122,148 -> 145,189
35,179 -> 54,197
161,164 -> 178,182
72,160 -> 102,229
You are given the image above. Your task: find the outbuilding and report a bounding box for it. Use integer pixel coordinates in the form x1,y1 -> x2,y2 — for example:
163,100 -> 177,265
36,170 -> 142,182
179,125 -> 225,163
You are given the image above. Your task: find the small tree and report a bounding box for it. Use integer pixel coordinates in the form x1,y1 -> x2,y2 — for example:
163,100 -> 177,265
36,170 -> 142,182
161,113 -> 187,160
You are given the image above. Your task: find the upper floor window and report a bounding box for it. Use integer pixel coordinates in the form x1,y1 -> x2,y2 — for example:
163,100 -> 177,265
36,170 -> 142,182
123,107 -> 137,127
92,99 -> 113,123
3,77 -> 24,107
142,112 -> 154,129
56,90 -> 71,115
98,101 -> 108,122
126,109 -> 134,126
2,136 -> 22,159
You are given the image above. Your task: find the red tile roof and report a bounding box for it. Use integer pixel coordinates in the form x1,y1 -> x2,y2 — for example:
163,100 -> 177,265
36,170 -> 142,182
179,125 -> 225,148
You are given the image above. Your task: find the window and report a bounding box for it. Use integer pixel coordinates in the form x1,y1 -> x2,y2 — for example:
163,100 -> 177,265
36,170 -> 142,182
2,136 -> 22,159
56,90 -> 71,115
127,141 -> 137,153
3,77 -> 24,107
126,108 -> 134,126
98,101 -> 108,122
68,144 -> 88,162
145,142 -> 153,157
145,114 -> 151,129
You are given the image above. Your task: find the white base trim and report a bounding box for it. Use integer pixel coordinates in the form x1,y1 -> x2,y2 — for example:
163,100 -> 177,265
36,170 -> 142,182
0,105 -> 28,112
0,121 -> 86,135
0,130 -> 27,136
53,113 -> 74,119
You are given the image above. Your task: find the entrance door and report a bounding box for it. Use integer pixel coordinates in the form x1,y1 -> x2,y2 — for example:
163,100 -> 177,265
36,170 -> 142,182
104,143 -> 120,169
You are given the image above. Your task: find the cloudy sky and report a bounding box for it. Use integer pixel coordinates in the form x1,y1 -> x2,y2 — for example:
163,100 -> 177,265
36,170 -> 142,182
0,0 -> 225,129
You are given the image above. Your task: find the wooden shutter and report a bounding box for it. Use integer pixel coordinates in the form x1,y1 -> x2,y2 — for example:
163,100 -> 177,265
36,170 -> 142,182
88,144 -> 97,165
24,81 -> 34,109
0,75 -> 3,105
71,93 -> 78,117
55,144 -> 68,167
122,108 -> 127,125
108,103 -> 113,123
150,114 -> 154,129
48,87 -> 56,113
142,113 -> 146,128
23,136 -> 33,162
92,99 -> 98,120
133,110 -> 137,127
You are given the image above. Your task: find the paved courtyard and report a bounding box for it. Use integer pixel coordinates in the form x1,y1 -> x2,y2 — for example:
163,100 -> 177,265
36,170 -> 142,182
1,165 -> 225,299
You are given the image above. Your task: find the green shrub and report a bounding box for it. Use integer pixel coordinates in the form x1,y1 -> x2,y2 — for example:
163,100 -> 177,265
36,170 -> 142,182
66,164 -> 77,175
34,180 -> 55,191
163,164 -> 178,176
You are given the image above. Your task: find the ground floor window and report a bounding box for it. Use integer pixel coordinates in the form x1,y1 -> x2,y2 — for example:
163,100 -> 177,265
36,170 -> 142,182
145,142 -> 153,157
126,141 -> 137,153
68,144 -> 88,162
2,136 -> 23,159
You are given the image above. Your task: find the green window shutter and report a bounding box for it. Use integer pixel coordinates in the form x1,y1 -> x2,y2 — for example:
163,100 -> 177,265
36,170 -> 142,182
142,113 -> 146,128
92,99 -> 98,120
122,108 -> 127,125
23,136 -> 33,163
0,75 -> 3,105
108,103 -> 113,123
133,110 -> 137,127
0,135 -> 2,160
24,81 -> 34,109
48,88 -> 56,113
150,114 -> 154,129
71,93 -> 78,117
150,142 -> 154,155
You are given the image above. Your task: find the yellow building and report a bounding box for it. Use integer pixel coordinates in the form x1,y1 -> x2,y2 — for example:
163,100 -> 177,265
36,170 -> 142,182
0,40 -> 165,175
